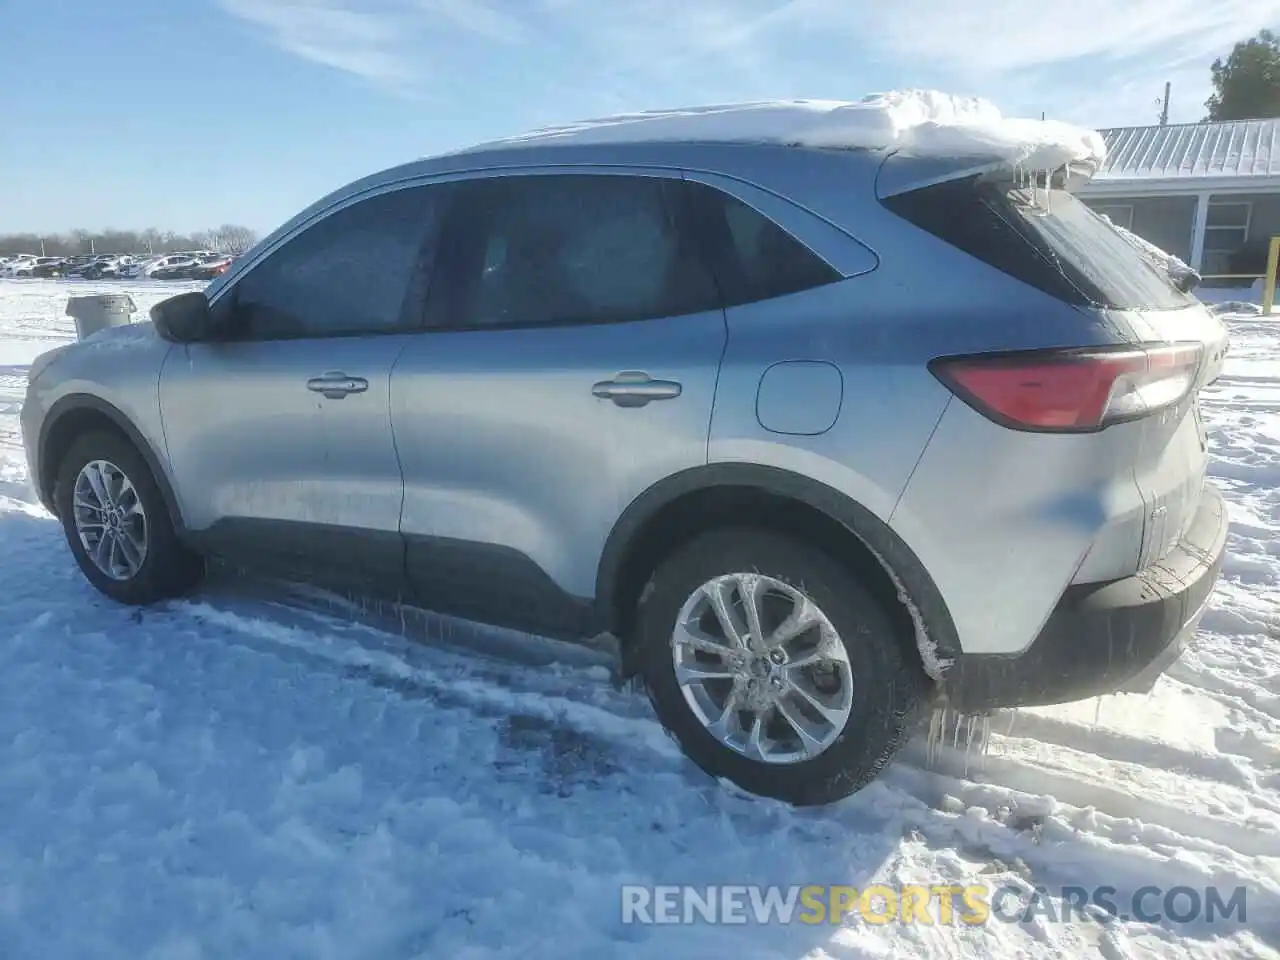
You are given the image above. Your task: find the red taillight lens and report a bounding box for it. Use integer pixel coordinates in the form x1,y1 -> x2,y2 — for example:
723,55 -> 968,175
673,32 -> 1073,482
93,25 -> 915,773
930,343 -> 1203,432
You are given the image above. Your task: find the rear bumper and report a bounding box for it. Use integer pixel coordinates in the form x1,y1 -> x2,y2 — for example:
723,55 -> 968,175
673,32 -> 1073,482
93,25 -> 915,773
941,482 -> 1228,711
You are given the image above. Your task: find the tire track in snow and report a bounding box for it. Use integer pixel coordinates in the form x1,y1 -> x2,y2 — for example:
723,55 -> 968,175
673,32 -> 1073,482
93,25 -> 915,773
177,587 -> 1280,945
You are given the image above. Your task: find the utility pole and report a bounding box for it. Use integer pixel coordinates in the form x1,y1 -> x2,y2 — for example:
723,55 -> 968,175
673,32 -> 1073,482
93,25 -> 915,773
1159,82 -> 1171,125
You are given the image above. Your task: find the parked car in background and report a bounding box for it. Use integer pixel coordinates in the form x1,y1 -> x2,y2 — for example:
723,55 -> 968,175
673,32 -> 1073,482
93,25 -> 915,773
162,256 -> 236,281
149,257 -> 203,280
0,256 -> 37,277
66,257 -> 112,279
18,106 -> 1230,805
28,257 -> 69,278
117,255 -> 189,279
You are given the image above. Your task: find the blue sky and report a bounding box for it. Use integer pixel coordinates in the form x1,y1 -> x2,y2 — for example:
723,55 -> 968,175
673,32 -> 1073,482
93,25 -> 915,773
3,0 -> 1278,236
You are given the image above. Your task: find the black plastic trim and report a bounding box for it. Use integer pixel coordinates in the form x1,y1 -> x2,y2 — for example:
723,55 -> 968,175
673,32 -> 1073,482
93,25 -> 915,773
405,534 -> 601,640
596,463 -> 961,660
942,483 -> 1229,711
186,518 -> 409,600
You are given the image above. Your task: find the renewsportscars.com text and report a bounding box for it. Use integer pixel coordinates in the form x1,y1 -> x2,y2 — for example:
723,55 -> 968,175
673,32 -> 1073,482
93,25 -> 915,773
620,884 -> 1248,927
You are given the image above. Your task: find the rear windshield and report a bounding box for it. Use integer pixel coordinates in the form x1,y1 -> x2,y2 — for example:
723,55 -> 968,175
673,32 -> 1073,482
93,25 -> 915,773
883,174 -> 1194,311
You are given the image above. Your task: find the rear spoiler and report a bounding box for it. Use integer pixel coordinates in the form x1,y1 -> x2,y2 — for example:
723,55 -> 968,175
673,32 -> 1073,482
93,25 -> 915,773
875,152 -> 1099,201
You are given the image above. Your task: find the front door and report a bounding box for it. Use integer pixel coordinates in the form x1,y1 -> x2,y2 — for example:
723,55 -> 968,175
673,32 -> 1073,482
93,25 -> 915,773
391,170 -> 728,638
159,182 -> 451,594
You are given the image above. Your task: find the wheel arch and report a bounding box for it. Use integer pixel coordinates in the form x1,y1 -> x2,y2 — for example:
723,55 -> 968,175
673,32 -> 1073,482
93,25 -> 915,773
596,463 -> 960,681
38,394 -> 185,531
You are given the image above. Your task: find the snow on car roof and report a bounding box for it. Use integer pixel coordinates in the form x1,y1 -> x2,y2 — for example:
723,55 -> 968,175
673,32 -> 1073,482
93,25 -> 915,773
473,89 -> 1106,173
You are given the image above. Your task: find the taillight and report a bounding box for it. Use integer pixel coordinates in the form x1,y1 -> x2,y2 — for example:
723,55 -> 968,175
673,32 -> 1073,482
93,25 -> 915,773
930,343 -> 1203,433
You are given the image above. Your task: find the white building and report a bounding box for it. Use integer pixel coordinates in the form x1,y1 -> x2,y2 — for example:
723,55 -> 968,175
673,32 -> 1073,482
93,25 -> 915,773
1078,118 -> 1280,285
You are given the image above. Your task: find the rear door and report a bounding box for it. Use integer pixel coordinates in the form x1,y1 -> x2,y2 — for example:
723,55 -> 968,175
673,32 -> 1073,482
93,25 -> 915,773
160,183 -> 450,595
390,169 -> 728,639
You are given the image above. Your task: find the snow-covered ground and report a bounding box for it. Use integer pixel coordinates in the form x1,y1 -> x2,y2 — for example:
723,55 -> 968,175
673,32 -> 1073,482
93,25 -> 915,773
0,278 -> 1277,959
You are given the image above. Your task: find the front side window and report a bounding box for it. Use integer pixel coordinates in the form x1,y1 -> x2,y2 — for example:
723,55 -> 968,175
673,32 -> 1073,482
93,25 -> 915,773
227,184 -> 448,340
429,174 -> 719,329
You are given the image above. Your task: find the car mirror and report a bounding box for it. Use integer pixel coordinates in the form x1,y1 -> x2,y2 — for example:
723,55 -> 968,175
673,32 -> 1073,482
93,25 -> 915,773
151,291 -> 219,343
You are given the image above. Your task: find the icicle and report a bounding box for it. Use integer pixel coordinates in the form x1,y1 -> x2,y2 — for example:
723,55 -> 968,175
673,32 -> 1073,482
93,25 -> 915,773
926,706 -> 943,767
963,714 -> 978,777
1093,696 -> 1103,728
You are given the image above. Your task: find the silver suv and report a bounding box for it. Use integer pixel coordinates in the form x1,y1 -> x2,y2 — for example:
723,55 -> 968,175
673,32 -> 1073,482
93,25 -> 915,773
20,129 -> 1230,805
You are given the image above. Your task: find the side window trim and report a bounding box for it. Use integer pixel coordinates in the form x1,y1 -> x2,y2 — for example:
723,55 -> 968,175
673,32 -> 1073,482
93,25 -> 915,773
420,169 -> 722,334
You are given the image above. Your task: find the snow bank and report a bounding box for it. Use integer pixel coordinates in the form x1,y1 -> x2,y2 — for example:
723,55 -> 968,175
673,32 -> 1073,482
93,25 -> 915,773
483,89 -> 1107,172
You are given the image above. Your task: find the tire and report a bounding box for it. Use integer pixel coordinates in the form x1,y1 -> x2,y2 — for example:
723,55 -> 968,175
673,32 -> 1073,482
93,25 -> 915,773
54,430 -> 204,605
635,527 -> 926,805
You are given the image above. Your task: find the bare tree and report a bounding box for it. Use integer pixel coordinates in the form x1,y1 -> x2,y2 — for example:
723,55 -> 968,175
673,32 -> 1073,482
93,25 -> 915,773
0,223 -> 261,258
212,224 -> 258,255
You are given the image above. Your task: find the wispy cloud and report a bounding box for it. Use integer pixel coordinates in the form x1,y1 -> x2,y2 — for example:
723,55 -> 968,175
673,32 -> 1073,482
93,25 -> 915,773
835,0 -> 1280,74
412,0 -> 524,45
218,0 -> 423,89
216,0 -> 1280,125
809,0 -> 1280,122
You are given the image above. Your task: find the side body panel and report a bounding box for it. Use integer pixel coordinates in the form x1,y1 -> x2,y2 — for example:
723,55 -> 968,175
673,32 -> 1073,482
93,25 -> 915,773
892,401 -> 1167,656
159,336 -> 414,592
24,326 -> 175,513
695,156 -> 1164,661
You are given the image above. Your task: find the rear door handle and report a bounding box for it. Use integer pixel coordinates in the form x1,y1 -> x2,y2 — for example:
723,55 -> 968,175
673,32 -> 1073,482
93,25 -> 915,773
306,371 -> 369,400
591,371 -> 682,408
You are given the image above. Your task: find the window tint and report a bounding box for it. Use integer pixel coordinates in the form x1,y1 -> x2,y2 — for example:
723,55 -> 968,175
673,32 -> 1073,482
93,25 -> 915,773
681,181 -> 843,307
229,185 -> 447,340
882,175 -> 1193,311
429,174 -> 719,329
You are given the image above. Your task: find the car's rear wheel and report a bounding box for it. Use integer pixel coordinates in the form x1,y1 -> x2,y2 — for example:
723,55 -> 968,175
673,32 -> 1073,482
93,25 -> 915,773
634,528 -> 925,805
55,430 -> 204,605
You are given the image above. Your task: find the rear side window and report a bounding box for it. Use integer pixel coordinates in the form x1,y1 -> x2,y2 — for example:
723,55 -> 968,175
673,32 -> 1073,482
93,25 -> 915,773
882,175 -> 1193,311
228,184 -> 448,340
428,174 -> 719,329
681,180 -> 843,307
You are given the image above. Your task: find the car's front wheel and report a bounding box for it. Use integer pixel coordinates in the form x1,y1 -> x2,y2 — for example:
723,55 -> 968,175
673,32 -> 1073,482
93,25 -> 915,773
635,528 -> 926,805
55,430 -> 204,604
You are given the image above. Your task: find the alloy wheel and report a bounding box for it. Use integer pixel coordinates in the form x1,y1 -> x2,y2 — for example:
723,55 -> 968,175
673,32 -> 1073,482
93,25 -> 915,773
670,573 -> 854,764
72,459 -> 148,581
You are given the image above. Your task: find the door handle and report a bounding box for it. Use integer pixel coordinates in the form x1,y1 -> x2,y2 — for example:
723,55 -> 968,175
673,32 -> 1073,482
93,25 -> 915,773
591,371 -> 682,408
306,371 -> 369,400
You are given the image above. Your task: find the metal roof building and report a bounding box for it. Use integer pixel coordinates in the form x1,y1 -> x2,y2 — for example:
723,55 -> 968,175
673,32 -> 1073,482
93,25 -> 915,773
1078,119 -> 1280,279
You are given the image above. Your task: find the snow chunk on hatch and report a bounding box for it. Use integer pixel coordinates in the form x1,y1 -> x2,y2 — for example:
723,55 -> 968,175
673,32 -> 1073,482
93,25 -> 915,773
478,89 -> 1107,172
